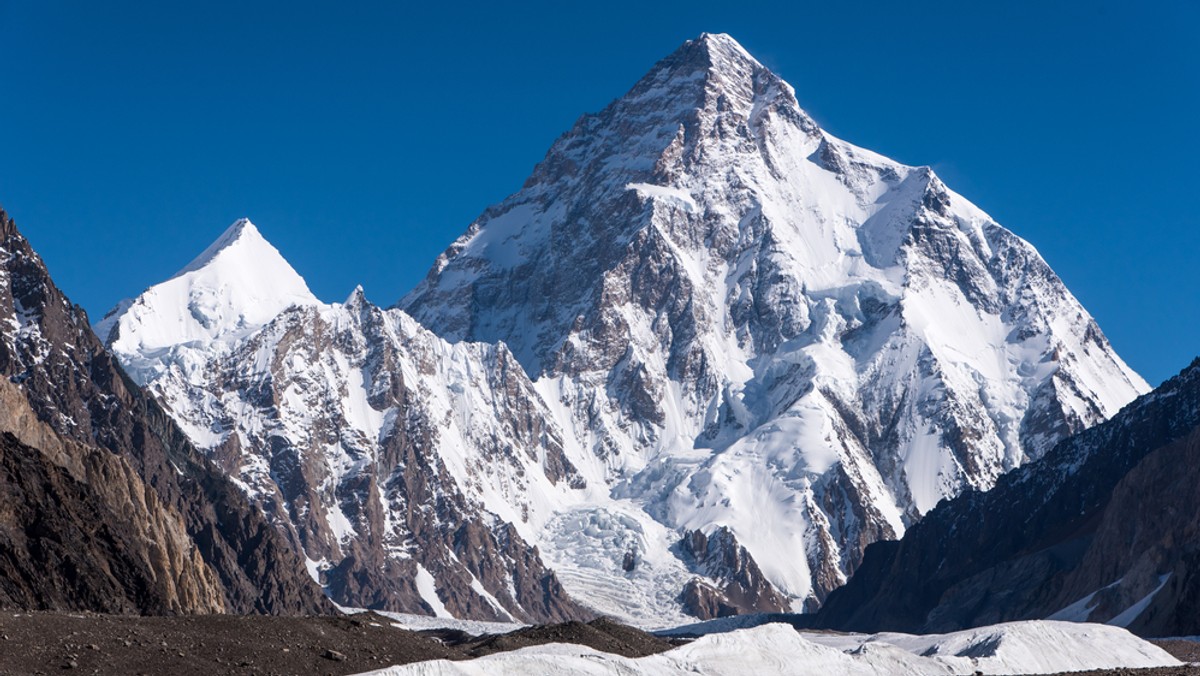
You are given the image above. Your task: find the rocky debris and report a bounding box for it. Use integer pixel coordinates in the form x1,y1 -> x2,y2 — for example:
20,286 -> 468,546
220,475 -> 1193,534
0,207 -> 330,615
452,617 -> 676,658
1151,640 -> 1200,664
0,611 -> 672,675
816,359 -> 1200,636
1038,667 -> 1200,676
321,649 -> 347,661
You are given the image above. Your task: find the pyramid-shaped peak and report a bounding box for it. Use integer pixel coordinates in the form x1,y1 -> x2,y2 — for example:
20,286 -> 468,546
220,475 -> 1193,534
605,31 -> 799,130
176,217 -> 270,276
161,216 -> 316,309
343,284 -> 368,307
101,217 -> 319,384
694,33 -> 756,60
659,32 -> 764,77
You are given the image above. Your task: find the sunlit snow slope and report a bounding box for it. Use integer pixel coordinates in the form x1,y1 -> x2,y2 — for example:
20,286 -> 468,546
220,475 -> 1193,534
97,219 -> 319,399
355,621 -> 1178,676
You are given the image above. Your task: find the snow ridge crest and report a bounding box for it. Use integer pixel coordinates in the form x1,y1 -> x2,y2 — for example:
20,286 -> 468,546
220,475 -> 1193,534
176,217 -> 259,276
100,218 -> 319,386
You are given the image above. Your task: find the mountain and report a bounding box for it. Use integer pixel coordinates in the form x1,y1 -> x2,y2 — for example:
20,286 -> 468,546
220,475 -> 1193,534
96,218 -> 320,390
815,359 -> 1200,637
400,33 -> 1147,612
101,222 -> 588,622
103,34 -> 1147,624
0,207 -> 330,614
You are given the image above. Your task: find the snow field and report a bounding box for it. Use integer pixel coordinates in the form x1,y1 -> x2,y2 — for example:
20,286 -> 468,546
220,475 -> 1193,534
352,620 -> 1180,676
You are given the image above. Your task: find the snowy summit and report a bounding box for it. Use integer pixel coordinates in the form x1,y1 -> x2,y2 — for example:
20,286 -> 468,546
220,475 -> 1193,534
97,218 -> 319,385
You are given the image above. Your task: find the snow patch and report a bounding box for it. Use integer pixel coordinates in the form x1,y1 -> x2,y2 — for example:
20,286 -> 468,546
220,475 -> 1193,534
626,183 -> 698,213
1110,574 -> 1172,628
414,564 -> 452,619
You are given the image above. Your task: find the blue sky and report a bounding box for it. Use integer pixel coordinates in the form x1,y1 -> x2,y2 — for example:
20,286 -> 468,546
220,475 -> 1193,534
1,1 -> 1196,384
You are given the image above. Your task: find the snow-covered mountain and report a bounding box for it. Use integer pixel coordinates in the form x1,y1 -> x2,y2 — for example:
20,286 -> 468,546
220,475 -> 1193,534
104,218 -> 780,623
401,33 -> 1147,610
100,221 -> 588,622
97,218 -> 319,393
101,33 -> 1148,624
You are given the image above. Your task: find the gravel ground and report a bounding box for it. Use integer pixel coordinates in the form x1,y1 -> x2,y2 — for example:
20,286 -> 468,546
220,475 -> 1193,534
0,611 -> 1194,675
458,616 -> 677,658
0,611 -> 675,675
0,611 -> 459,675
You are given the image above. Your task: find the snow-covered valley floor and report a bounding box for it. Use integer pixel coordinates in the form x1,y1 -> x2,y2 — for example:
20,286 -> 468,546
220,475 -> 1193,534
356,620 -> 1183,676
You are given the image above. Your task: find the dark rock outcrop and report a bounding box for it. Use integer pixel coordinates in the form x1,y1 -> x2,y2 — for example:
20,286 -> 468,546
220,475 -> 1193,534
1068,425 -> 1200,636
677,527 -> 789,619
0,430 -> 224,613
816,359 -> 1200,636
0,207 -> 330,614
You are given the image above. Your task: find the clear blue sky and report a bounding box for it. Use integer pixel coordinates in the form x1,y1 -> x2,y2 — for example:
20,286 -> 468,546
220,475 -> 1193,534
1,1 -> 1196,385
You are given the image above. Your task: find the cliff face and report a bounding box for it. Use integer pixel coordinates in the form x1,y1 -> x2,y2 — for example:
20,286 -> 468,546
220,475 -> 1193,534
0,207 -> 330,614
0,429 -> 225,613
1062,425 -> 1200,636
93,219 -> 591,622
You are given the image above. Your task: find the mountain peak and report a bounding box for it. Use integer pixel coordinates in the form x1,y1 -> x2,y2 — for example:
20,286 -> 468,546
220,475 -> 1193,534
690,32 -> 757,64
176,217 -> 265,277
343,284 -> 368,308
101,218 -> 319,385
402,34 -> 1149,613
646,31 -> 768,93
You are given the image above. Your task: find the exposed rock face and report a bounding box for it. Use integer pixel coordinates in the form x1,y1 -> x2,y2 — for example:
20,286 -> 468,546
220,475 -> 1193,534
0,207 -> 329,615
162,295 -> 589,621
815,359 -> 1200,636
1054,424 -> 1200,636
0,427 -> 225,613
101,228 -> 590,622
105,219 -> 813,624
678,527 -> 789,619
400,32 -> 1147,613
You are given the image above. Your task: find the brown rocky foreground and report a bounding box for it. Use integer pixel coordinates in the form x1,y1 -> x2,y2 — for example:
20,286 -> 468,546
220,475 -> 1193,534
0,610 -> 1193,675
0,611 -> 674,675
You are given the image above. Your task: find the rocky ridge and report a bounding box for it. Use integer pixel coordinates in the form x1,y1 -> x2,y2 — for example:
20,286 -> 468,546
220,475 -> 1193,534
0,207 -> 329,615
102,224 -> 589,621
